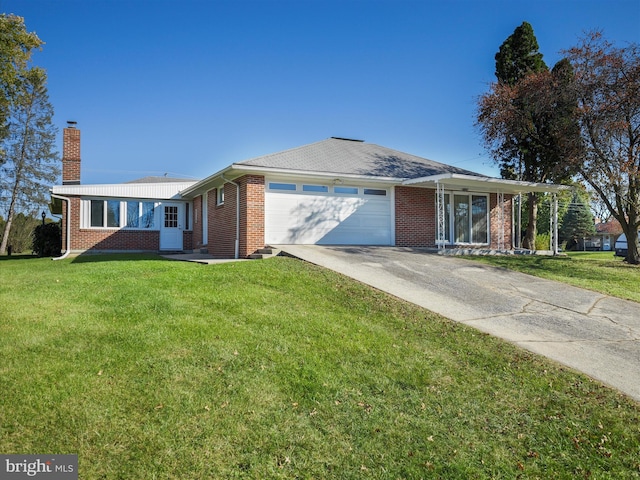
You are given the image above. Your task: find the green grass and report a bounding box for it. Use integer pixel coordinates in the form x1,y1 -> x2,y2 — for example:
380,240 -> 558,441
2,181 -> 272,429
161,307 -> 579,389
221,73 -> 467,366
0,254 -> 639,478
462,251 -> 640,303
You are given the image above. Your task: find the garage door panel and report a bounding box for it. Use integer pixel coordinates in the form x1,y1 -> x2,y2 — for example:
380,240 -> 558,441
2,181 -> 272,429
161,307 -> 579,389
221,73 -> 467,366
265,189 -> 391,245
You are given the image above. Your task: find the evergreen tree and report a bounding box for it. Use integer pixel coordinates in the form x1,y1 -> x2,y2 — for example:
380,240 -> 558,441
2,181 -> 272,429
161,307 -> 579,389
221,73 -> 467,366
0,68 -> 59,255
560,191 -> 596,250
0,15 -> 42,159
495,21 -> 547,86
478,22 -> 582,250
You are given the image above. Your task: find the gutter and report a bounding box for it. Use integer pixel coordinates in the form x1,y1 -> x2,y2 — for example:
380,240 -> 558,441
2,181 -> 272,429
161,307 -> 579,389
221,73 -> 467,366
50,193 -> 72,261
221,174 -> 240,259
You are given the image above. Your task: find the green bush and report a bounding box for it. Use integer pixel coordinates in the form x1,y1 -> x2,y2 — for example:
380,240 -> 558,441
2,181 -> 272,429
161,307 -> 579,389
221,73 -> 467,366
32,222 -> 61,257
535,233 -> 551,250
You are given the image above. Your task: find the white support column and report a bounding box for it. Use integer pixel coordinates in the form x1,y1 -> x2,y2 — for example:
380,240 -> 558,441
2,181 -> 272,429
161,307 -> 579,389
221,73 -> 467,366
436,181 -> 446,251
552,193 -> 559,255
497,191 -> 505,251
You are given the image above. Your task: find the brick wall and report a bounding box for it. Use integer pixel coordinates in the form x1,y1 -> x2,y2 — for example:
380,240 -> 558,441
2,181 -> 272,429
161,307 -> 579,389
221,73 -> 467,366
206,175 -> 265,258
62,128 -> 81,185
207,184 -> 236,258
395,186 -> 436,247
65,196 -> 160,252
490,193 -> 513,250
395,187 -> 514,249
192,195 -> 204,249
239,175 -> 265,257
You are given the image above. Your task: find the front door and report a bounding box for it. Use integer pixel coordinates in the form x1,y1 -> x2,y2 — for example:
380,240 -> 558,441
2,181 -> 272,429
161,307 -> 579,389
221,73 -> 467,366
160,203 -> 183,250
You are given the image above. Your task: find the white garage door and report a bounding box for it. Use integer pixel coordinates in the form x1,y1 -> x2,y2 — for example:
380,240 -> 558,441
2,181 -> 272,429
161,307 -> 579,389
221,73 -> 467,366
265,181 -> 392,245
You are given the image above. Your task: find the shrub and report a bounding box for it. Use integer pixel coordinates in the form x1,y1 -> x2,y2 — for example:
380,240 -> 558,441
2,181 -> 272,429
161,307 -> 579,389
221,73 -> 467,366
32,222 -> 61,257
535,233 -> 551,250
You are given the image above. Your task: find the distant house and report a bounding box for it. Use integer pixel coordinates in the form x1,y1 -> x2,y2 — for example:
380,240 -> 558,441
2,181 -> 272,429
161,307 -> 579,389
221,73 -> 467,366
581,220 -> 624,251
50,125 -> 566,258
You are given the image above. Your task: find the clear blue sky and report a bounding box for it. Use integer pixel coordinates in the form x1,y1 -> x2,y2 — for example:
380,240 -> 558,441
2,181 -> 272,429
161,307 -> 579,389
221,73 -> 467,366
3,0 -> 640,184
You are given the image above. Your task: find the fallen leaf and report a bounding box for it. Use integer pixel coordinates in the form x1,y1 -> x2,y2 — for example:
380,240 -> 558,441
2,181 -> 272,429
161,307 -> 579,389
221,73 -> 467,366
155,404 -> 163,410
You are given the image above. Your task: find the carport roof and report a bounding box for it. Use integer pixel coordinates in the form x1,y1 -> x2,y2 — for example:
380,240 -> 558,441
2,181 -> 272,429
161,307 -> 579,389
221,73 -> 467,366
403,173 -> 569,194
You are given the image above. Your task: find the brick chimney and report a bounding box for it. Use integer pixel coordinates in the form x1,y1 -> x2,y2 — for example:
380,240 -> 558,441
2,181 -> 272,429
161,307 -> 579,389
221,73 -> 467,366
62,121 -> 81,185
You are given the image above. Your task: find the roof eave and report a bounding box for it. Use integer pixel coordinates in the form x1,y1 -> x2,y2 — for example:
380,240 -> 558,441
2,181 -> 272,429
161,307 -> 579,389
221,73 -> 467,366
179,164 -> 405,198
403,173 -> 570,194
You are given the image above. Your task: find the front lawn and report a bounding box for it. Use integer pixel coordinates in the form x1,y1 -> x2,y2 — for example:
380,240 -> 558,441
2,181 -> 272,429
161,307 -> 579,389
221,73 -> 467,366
462,251 -> 640,303
0,254 -> 638,478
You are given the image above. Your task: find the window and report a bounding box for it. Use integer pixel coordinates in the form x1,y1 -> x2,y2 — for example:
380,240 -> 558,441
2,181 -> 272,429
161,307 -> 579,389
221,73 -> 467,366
126,201 -> 155,229
439,192 -> 488,244
364,188 -> 387,196
217,187 -> 224,205
185,203 -> 190,230
303,184 -> 329,193
269,182 -> 296,191
334,186 -> 358,194
164,205 -> 178,228
89,200 -> 120,228
90,200 -> 104,227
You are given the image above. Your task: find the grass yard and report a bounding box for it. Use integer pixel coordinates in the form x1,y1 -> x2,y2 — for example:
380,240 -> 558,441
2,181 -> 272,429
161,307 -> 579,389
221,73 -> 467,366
462,251 -> 640,304
0,254 -> 639,479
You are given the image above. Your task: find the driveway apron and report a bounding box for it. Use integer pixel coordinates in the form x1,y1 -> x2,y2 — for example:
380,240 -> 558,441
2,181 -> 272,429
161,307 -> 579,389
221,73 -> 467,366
277,245 -> 640,402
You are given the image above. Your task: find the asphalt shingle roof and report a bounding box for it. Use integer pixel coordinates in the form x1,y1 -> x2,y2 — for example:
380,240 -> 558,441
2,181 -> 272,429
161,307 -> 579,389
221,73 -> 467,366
236,137 -> 483,179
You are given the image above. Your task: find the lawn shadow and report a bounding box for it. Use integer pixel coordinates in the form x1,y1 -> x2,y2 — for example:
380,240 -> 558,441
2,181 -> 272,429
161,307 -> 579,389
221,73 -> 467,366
0,254 -> 39,262
70,252 -> 173,264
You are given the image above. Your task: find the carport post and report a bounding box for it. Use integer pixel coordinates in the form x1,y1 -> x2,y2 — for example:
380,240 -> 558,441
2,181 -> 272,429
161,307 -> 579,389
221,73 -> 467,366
552,193 -> 559,255
436,181 -> 446,251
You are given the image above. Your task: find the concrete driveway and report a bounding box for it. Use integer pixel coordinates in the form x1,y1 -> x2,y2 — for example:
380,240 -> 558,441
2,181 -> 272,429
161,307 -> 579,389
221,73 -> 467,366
277,245 -> 640,402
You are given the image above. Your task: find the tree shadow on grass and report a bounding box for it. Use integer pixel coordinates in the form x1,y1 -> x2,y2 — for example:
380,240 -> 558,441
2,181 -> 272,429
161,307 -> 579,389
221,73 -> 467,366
70,253 -> 173,264
0,254 -> 38,261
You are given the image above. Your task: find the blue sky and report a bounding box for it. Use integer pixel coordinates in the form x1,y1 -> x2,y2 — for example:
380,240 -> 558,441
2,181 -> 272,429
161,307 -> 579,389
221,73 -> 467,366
3,0 -> 640,184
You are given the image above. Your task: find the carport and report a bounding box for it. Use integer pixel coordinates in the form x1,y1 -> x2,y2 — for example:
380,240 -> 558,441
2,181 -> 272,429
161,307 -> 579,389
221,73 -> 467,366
403,173 -> 569,253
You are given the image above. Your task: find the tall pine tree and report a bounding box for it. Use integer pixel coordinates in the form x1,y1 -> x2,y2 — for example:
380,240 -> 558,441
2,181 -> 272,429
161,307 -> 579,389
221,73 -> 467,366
0,68 -> 59,255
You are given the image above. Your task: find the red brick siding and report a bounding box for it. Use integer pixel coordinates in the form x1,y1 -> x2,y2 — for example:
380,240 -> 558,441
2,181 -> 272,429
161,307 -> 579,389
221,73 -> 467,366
395,187 -> 514,249
207,185 -> 236,258
62,128 -> 81,185
65,196 -> 160,252
239,175 -> 265,257
183,231 -> 193,251
395,186 -> 436,247
490,193 -> 513,250
206,175 -> 265,258
192,195 -> 204,249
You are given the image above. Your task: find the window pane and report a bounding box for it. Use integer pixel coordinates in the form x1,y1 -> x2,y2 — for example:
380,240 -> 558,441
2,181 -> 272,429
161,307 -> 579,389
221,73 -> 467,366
454,194 -> 470,243
472,195 -> 488,243
126,201 -> 139,228
164,205 -> 178,228
303,184 -> 329,193
90,200 -> 104,227
107,200 -> 120,227
363,188 -> 386,196
269,183 -> 296,191
141,202 -> 155,228
334,186 -> 358,194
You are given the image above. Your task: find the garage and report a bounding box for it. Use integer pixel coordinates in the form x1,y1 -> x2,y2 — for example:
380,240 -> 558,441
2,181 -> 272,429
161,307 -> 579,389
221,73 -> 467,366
264,180 -> 392,245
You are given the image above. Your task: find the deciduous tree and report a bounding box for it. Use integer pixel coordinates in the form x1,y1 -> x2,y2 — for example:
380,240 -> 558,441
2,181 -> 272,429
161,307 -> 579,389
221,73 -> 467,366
478,24 -> 582,248
564,32 -> 640,264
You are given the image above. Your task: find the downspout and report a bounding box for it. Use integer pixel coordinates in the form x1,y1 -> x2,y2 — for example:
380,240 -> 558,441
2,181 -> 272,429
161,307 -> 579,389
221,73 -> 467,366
221,174 -> 240,259
50,193 -> 71,261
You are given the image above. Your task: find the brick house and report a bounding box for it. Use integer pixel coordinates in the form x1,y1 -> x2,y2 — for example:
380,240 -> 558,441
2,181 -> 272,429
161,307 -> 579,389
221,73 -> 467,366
50,125 -> 565,258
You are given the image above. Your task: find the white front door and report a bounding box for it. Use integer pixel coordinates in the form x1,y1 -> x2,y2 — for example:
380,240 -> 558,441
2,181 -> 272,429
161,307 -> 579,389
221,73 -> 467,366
160,203 -> 183,250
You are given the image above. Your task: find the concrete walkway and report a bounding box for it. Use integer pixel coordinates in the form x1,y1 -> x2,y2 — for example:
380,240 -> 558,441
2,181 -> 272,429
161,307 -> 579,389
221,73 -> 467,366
277,245 -> 640,402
